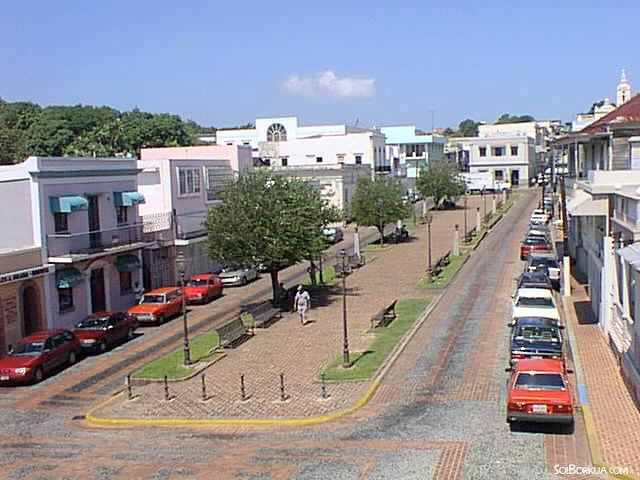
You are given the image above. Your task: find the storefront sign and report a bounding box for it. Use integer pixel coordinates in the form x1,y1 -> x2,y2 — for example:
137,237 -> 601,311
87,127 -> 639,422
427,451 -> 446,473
0,265 -> 54,286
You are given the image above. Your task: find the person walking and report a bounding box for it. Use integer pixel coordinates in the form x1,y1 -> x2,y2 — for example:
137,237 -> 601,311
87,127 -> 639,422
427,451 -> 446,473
294,285 -> 311,325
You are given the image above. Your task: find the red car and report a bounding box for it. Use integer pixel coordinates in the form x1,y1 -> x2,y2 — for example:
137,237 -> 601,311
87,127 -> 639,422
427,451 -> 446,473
0,330 -> 81,384
183,274 -> 223,304
506,358 -> 573,425
520,237 -> 552,260
73,312 -> 138,353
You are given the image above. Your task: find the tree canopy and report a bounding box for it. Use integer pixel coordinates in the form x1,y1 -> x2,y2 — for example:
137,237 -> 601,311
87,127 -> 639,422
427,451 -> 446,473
447,119 -> 480,137
415,162 -> 465,209
496,113 -> 535,124
205,172 -> 339,299
349,176 -> 410,243
0,99 -> 215,164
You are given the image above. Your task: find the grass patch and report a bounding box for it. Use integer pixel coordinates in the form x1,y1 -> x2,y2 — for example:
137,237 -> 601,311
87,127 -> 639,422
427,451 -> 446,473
362,243 -> 390,252
132,330 -> 223,380
417,252 -> 470,289
321,298 -> 430,381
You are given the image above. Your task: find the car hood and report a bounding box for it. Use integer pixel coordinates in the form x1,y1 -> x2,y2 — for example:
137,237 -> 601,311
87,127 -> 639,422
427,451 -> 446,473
184,286 -> 208,295
219,270 -> 242,277
128,304 -> 163,314
0,355 -> 40,369
73,329 -> 107,340
512,306 -> 560,321
509,388 -> 572,405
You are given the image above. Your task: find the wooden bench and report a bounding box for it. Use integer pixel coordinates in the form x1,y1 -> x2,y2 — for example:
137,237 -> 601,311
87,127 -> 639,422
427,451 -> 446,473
244,300 -> 282,328
216,316 -> 248,348
432,252 -> 451,277
370,300 -> 398,328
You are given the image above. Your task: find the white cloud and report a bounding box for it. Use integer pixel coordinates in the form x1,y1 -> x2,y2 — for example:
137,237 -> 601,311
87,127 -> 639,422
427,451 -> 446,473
281,70 -> 376,99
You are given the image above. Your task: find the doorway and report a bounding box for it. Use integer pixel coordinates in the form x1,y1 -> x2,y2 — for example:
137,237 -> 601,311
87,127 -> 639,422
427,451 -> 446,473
22,285 -> 41,335
90,268 -> 106,312
510,170 -> 520,186
88,195 -> 101,249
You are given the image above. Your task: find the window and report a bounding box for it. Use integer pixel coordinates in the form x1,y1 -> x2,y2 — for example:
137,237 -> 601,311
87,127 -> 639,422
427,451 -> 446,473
54,213 -> 68,233
355,155 -> 362,165
58,288 -> 73,313
316,157 -> 323,163
266,123 -> 287,142
479,147 -> 487,157
178,167 -> 201,196
281,157 -> 288,167
492,146 -> 505,156
511,145 -> 519,156
495,170 -> 504,180
120,271 -> 132,294
205,167 -> 231,202
116,206 -> 128,225
337,154 -> 345,163
242,141 -> 250,146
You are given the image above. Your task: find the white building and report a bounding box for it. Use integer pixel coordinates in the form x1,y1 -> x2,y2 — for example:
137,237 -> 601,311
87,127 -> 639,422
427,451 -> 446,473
466,135 -> 537,185
138,145 -> 252,287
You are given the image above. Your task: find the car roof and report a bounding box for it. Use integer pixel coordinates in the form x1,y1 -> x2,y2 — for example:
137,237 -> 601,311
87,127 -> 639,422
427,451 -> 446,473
521,271 -> 549,279
19,329 -> 67,342
516,288 -> 554,298
514,358 -> 564,373
529,253 -> 556,260
191,274 -> 217,280
144,287 -> 176,294
514,317 -> 559,327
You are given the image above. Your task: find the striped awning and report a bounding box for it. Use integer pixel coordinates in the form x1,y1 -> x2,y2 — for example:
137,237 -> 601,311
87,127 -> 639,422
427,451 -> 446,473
113,191 -> 145,207
49,196 -> 89,213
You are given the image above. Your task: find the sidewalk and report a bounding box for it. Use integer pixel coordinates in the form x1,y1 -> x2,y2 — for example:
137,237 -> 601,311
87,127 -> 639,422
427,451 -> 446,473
564,273 -> 640,477
87,196 -> 488,425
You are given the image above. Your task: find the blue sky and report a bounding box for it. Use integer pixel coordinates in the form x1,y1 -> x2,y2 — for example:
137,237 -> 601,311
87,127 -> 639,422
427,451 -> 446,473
1,0 -> 638,130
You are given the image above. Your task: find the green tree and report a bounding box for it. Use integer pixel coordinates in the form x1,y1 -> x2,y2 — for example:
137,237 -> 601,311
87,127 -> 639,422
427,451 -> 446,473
415,162 -> 465,209
350,176 -> 410,244
205,172 -> 339,300
448,119 -> 480,137
496,113 -> 535,124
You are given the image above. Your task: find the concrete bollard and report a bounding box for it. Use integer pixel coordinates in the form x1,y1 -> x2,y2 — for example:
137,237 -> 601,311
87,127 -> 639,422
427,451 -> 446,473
492,196 -> 497,215
453,225 -> 460,256
476,207 -> 481,232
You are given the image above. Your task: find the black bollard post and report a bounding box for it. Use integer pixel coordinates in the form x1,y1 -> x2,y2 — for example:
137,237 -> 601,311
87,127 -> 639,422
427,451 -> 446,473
280,373 -> 286,401
321,373 -> 328,399
126,374 -> 133,400
164,375 -> 169,401
201,374 -> 207,401
240,374 -> 246,401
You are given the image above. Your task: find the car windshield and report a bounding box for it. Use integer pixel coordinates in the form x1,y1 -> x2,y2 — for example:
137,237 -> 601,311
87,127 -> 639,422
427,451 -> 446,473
10,341 -> 45,356
140,295 -> 165,304
76,316 -> 109,329
191,279 -> 210,287
514,326 -> 560,342
515,373 -> 565,391
532,259 -> 558,268
524,238 -> 546,245
517,297 -> 554,307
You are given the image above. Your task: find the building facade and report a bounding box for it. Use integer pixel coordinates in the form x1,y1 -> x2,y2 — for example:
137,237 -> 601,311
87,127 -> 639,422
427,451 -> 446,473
466,135 -> 537,185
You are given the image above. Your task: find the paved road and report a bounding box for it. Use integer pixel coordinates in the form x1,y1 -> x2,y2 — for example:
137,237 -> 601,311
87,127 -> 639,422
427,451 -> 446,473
0,191 -> 594,479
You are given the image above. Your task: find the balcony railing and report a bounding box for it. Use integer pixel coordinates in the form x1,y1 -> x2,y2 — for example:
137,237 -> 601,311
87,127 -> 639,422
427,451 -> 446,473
47,224 -> 144,258
142,211 -> 208,242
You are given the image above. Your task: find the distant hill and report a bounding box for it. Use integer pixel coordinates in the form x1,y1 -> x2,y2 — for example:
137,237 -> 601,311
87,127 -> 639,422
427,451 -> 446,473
0,99 -> 216,164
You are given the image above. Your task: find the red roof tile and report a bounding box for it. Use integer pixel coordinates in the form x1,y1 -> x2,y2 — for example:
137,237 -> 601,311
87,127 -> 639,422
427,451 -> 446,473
581,92 -> 640,134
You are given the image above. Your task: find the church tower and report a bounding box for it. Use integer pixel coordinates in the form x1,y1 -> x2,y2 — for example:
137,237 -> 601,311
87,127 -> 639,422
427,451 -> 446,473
617,69 -> 632,105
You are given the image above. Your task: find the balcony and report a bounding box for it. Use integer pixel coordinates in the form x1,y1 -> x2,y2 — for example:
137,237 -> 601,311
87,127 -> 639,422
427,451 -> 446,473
47,224 -> 146,263
142,211 -> 208,244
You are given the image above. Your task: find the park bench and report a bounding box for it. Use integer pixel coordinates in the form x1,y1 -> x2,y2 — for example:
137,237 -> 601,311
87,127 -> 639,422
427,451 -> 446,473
390,226 -> 409,243
216,316 -> 248,349
370,299 -> 398,329
348,254 -> 365,269
432,251 -> 451,277
243,300 -> 282,328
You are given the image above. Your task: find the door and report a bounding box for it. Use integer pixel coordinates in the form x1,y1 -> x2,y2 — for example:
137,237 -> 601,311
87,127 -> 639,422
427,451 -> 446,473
510,170 -> 520,186
22,286 -> 41,335
90,268 -> 106,313
88,195 -> 101,249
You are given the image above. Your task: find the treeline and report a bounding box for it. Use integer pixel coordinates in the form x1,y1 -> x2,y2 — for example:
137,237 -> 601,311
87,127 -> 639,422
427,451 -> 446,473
0,99 -> 216,164
444,113 -> 535,138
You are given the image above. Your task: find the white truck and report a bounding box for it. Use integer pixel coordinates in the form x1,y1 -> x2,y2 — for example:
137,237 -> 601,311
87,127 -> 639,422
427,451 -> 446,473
459,172 -> 510,193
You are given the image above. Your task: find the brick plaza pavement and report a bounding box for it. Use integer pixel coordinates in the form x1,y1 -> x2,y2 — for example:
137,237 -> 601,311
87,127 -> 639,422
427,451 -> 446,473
90,195 -> 492,422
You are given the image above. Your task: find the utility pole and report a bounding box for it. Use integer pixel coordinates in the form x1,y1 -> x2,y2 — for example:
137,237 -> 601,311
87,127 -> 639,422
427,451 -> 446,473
560,176 -> 571,297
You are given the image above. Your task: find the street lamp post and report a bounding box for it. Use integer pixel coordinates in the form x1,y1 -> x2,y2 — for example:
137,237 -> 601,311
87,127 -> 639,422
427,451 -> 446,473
339,249 -> 350,368
424,213 -> 433,282
175,250 -> 191,366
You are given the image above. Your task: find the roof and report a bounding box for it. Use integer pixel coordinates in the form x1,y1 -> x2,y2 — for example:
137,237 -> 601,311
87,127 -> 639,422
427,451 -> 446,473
144,287 -> 178,294
581,93 -> 640,134
20,329 -> 66,341
191,273 -> 218,279
514,358 -> 564,372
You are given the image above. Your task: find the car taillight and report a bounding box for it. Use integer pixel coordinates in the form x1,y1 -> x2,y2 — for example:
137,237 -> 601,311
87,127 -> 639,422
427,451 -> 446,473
508,402 -> 527,411
511,353 -> 526,360
553,404 -> 572,412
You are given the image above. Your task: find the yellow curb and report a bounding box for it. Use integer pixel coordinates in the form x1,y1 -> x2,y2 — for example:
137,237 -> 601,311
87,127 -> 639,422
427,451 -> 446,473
85,379 -> 380,428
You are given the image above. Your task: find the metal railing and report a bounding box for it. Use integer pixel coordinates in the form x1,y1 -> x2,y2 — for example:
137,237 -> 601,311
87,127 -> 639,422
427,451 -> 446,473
47,224 -> 143,257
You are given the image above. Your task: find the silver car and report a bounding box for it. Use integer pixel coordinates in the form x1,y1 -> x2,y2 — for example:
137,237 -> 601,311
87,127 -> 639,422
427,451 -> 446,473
218,265 -> 259,286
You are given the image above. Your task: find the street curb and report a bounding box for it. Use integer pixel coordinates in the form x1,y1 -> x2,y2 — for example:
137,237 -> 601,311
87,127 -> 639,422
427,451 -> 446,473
561,296 -> 640,480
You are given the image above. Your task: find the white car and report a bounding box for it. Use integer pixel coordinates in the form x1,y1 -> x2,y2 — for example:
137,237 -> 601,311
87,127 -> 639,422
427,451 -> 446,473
530,209 -> 550,224
218,265 -> 259,286
511,288 -> 560,324
528,253 -> 561,287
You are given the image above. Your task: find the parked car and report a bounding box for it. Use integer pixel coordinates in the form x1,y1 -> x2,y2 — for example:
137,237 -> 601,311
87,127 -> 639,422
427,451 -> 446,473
73,312 -> 138,353
520,237 -> 552,260
506,358 -> 573,425
128,287 -> 183,325
0,330 -> 81,384
183,274 -> 223,304
511,288 -> 560,324
528,253 -> 561,289
510,318 -> 563,365
517,271 -> 553,291
219,265 -> 259,286
321,227 -> 344,244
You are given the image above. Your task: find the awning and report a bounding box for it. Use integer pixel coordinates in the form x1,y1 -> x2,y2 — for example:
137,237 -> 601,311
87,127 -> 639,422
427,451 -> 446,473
49,196 -> 89,213
114,254 -> 142,272
55,268 -> 83,289
113,191 -> 145,207
617,243 -> 640,270
570,198 -> 608,216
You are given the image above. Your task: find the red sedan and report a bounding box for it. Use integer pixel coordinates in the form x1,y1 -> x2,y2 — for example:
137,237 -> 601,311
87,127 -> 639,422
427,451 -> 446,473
73,312 -> 138,353
183,274 -> 223,304
506,358 -> 574,425
520,237 -> 552,260
0,330 -> 81,384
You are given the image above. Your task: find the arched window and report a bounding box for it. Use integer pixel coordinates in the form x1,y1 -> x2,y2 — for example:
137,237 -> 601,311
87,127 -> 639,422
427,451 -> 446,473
266,123 -> 287,142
